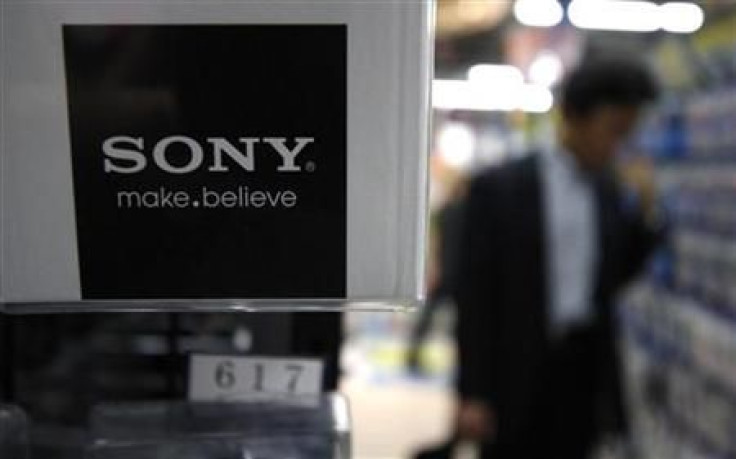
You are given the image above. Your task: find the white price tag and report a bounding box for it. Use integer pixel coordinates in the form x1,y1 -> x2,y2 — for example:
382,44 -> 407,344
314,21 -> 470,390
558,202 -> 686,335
188,355 -> 323,401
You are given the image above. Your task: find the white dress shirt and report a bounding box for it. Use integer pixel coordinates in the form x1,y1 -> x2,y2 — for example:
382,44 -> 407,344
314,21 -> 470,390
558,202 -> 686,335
540,147 -> 598,336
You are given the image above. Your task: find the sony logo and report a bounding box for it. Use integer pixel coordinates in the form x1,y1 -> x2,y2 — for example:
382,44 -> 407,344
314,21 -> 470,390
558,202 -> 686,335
103,136 -> 315,174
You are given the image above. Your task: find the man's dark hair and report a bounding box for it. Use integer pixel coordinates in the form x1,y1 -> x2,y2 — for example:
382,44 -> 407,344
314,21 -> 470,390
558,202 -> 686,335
560,57 -> 659,118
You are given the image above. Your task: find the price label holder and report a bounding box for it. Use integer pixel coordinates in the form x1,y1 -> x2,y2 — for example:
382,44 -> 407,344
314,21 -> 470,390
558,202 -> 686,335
188,354 -> 324,402
88,395 -> 351,458
86,436 -> 337,459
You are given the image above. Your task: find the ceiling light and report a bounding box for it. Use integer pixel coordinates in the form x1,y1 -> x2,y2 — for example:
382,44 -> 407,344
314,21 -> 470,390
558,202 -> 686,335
568,0 -> 660,32
432,79 -> 555,113
660,2 -> 704,33
568,0 -> 704,33
438,123 -> 476,170
467,64 -> 525,87
514,0 -> 564,27
520,84 -> 555,113
529,51 -> 564,87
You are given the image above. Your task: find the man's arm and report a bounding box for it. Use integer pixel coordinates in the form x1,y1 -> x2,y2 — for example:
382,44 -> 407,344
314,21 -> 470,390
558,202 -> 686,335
616,160 -> 667,282
620,202 -> 666,283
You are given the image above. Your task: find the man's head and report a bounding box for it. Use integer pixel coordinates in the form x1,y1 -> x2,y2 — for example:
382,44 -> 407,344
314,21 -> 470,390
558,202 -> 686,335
559,57 -> 659,171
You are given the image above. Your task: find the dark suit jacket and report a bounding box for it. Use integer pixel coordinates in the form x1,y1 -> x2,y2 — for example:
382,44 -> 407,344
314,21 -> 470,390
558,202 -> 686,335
454,154 -> 659,443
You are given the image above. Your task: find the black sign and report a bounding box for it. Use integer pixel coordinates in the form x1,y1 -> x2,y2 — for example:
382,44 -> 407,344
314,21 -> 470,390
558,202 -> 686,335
63,25 -> 347,299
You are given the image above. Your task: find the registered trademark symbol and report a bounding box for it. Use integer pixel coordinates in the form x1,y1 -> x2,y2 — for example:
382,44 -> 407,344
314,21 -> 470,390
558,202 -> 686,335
305,161 -> 317,172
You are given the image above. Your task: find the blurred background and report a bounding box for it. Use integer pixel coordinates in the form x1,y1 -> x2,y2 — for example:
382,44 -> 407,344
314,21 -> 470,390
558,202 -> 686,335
342,1 -> 736,458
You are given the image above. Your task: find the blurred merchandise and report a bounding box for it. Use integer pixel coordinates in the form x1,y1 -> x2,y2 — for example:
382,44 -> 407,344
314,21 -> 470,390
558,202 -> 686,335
619,9 -> 736,459
620,285 -> 736,458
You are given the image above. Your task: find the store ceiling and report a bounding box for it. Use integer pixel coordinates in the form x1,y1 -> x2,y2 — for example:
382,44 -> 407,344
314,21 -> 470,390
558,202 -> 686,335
436,0 -> 511,38
435,0 -> 510,78
434,0 -> 723,79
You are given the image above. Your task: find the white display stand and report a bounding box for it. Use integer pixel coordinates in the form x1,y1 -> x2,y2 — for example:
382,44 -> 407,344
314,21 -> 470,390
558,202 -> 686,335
0,0 -> 434,312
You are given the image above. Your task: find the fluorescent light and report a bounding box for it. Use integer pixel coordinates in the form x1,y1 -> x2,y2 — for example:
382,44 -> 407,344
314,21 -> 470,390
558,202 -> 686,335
433,79 -> 517,112
568,0 -> 704,33
467,64 -> 525,87
514,0 -> 564,27
529,51 -> 564,87
660,2 -> 704,33
569,0 -> 660,32
432,79 -> 554,113
433,79 -> 475,110
520,84 -> 555,113
438,123 -> 476,169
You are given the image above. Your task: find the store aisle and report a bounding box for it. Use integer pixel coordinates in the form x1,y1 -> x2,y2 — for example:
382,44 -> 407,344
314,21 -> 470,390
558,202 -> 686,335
340,312 -> 456,459
342,376 -> 453,459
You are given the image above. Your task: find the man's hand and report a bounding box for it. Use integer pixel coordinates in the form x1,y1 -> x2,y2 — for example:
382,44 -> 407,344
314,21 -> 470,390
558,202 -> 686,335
455,399 -> 496,441
617,157 -> 658,223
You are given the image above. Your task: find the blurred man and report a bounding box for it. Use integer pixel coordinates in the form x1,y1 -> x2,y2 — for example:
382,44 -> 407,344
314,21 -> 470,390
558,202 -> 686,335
454,57 -> 661,459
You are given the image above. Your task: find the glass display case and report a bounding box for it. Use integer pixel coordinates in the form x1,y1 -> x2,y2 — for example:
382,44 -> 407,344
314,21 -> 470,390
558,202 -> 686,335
0,404 -> 28,459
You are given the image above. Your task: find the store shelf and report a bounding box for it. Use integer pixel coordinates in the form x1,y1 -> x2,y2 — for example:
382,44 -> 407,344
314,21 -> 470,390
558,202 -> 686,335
621,308 -> 736,404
